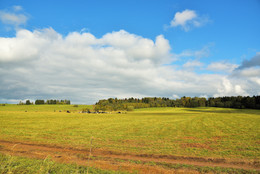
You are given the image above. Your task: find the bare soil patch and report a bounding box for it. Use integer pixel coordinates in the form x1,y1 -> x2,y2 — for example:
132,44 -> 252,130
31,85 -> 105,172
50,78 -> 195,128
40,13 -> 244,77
0,139 -> 259,173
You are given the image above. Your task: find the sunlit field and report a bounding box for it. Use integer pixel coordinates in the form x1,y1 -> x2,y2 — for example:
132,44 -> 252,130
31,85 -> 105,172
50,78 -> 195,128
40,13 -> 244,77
0,105 -> 259,173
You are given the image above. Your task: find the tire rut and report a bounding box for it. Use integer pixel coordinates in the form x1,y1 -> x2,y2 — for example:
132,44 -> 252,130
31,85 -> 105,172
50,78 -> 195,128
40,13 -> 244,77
0,139 -> 259,173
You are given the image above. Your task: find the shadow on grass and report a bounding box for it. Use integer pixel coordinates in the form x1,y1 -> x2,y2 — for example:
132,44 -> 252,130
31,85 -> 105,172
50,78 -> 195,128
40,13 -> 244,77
132,112 -> 197,116
185,108 -> 260,115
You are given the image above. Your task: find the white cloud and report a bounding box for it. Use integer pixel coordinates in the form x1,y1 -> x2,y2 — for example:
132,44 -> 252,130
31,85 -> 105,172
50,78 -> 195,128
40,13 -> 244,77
0,6 -> 28,28
170,9 -> 209,31
0,28 -> 59,62
231,67 -> 260,94
172,94 -> 180,99
213,59 -> 260,97
0,28 -> 259,104
171,10 -> 197,27
214,77 -> 249,97
0,28 -> 178,103
183,60 -> 203,68
207,62 -> 239,73
251,77 -> 260,86
235,67 -> 260,77
0,12 -> 27,26
13,6 -> 23,12
173,44 -> 212,60
199,95 -> 208,99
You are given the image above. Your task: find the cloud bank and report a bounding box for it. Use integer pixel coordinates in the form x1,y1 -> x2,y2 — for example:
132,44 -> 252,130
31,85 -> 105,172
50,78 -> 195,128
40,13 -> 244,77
0,28 -> 259,104
237,53 -> 260,69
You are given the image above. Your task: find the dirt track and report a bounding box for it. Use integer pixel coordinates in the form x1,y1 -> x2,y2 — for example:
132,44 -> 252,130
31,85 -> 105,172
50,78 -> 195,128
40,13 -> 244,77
0,139 -> 259,173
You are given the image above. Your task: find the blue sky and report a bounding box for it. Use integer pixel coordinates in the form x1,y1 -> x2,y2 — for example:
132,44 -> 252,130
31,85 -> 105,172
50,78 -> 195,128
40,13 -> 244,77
1,0 -> 259,61
0,0 -> 260,103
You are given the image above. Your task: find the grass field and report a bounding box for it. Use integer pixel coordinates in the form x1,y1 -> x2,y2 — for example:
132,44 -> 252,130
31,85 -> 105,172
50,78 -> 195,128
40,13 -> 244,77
0,153 -> 124,174
0,105 -> 259,173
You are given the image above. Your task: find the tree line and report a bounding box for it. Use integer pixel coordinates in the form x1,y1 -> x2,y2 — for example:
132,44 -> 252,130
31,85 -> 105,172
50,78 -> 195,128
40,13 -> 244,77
95,96 -> 260,111
18,99 -> 71,105
35,99 -> 71,105
207,96 -> 260,109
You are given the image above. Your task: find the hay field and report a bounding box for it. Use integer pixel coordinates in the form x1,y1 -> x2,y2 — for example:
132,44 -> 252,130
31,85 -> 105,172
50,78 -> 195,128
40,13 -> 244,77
0,105 -> 259,173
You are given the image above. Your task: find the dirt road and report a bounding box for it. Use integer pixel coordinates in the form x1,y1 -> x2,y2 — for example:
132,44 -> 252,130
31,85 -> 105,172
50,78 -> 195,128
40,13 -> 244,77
0,139 -> 259,173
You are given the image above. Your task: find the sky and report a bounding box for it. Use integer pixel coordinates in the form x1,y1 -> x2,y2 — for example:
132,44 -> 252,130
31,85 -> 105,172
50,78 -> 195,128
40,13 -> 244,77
0,0 -> 260,104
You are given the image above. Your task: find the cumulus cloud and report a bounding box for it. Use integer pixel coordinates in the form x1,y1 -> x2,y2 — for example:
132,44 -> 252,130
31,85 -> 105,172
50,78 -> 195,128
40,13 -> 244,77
170,9 -> 209,31
171,9 -> 197,26
0,28 -> 259,104
0,28 -> 60,62
213,53 -> 260,97
213,77 -> 249,97
0,28 -> 177,103
230,67 -> 260,93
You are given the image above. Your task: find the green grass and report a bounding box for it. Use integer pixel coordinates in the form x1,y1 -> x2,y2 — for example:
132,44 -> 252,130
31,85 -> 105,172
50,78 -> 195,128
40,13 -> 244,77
0,105 -> 259,160
0,153 -> 128,174
1,153 -> 257,174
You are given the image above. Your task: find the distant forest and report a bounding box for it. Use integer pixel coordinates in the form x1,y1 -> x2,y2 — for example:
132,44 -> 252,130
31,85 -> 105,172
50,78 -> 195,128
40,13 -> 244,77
35,99 -> 71,105
19,99 -> 71,105
95,96 -> 260,111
